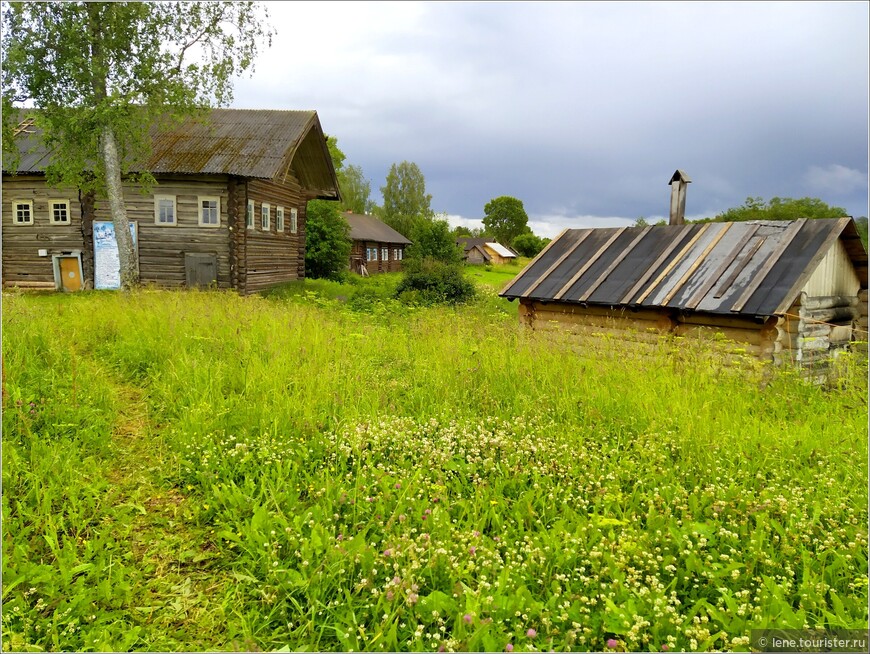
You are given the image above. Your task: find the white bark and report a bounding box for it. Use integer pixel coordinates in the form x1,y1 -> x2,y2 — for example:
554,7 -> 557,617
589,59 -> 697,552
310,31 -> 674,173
99,124 -> 139,289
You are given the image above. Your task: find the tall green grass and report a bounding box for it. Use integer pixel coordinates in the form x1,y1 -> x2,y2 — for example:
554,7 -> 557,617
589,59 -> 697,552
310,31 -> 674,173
2,285 -> 867,652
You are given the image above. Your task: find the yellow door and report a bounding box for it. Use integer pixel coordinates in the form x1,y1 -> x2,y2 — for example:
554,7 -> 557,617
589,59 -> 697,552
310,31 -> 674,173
59,257 -> 82,292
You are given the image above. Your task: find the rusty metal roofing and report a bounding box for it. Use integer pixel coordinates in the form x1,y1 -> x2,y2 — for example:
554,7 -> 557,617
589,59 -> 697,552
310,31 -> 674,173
5,108 -> 340,198
344,212 -> 412,244
500,218 -> 868,317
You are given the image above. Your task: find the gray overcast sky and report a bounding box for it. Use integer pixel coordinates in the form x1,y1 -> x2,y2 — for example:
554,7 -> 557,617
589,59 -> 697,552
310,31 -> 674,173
231,1 -> 869,238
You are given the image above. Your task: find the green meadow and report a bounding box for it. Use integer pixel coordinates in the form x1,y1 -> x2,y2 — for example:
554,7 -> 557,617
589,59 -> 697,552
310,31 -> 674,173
2,271 -> 867,652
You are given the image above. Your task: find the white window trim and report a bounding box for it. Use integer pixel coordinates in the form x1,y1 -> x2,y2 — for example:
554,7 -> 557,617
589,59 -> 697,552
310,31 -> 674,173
48,199 -> 71,225
382,247 -> 389,261
261,203 -> 270,231
276,206 -> 285,232
290,207 -> 298,234
246,199 -> 254,229
154,194 -> 177,226
11,199 -> 34,225
197,195 -> 221,227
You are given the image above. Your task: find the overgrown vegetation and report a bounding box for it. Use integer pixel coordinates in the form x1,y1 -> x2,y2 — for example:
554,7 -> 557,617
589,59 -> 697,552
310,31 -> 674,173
2,279 -> 867,652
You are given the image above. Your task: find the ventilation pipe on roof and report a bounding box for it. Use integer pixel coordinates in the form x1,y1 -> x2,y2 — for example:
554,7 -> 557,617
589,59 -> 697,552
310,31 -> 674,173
668,169 -> 691,226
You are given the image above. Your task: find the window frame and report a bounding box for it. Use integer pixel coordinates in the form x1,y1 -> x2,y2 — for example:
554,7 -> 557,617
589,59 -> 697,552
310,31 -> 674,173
246,199 -> 255,229
290,207 -> 298,234
382,247 -> 389,261
154,194 -> 177,226
197,195 -> 221,227
276,206 -> 285,232
12,199 -> 34,225
48,199 -> 71,225
261,202 -> 271,231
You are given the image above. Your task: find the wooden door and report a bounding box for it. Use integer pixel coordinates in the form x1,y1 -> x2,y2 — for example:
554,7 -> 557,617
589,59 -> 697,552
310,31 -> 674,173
58,257 -> 82,291
185,253 -> 218,288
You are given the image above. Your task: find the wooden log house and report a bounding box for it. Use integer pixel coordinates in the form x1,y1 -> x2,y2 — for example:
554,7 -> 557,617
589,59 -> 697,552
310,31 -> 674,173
1,109 -> 341,294
499,218 -> 869,374
456,238 -> 518,265
344,211 -> 412,275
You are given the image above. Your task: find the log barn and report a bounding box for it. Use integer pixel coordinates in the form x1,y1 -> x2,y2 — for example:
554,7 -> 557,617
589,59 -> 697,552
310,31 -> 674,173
457,238 -> 518,265
1,108 -> 340,294
344,211 -> 412,275
499,218 -> 868,372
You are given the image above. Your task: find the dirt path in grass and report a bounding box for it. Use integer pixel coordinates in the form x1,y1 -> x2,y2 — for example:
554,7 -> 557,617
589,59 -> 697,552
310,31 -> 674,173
103,382 -> 243,650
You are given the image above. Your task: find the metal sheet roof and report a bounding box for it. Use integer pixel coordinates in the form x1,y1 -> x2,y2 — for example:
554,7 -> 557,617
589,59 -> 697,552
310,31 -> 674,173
5,108 -> 340,198
486,242 -> 517,258
500,218 -> 868,317
345,212 -> 412,244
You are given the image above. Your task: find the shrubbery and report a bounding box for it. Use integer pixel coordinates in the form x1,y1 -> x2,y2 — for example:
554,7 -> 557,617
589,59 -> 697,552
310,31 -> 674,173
395,258 -> 476,305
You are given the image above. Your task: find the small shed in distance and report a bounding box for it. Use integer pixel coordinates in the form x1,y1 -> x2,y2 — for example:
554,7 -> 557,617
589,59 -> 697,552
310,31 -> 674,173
344,212 -> 411,275
499,218 -> 868,372
457,238 -> 518,265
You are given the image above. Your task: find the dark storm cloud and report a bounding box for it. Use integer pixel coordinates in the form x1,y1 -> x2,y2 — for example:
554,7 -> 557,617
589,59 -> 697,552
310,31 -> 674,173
234,1 -> 869,236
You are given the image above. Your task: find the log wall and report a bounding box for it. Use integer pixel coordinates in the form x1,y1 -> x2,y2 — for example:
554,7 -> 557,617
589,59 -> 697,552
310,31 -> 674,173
1,174 -> 84,289
352,240 -> 405,274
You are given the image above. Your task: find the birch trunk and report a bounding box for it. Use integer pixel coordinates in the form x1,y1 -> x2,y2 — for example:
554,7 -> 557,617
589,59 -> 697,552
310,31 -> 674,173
99,124 -> 139,289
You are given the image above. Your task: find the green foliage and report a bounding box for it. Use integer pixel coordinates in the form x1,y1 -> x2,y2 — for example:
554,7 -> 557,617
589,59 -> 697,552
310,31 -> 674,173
395,259 -> 477,305
699,196 -> 849,224
338,163 -> 373,214
405,218 -> 463,265
482,196 -> 530,245
854,216 -> 868,247
380,161 -> 433,238
511,232 -> 548,257
304,200 -> 352,280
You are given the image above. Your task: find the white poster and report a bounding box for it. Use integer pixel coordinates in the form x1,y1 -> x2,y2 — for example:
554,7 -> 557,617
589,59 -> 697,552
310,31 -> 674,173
93,221 -> 138,290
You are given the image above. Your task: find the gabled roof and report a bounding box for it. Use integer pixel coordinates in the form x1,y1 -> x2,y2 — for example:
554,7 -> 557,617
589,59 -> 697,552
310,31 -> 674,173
457,237 -> 517,257
344,212 -> 412,245
500,218 -> 867,317
5,108 -> 340,199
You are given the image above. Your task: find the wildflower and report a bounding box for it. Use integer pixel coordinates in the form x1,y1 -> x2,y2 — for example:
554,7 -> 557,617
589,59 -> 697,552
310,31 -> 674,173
464,614 -> 473,624
527,628 -> 537,638
384,549 -> 392,557
469,546 -> 477,555
395,482 -> 402,489
606,638 -> 619,649
506,644 -> 514,652
662,646 -> 669,651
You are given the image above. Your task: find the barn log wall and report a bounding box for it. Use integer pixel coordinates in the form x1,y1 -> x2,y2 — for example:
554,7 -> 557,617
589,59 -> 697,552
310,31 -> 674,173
857,289 -> 869,354
91,175 -> 232,289
354,240 -> 405,274
1,174 -> 84,289
241,177 -> 307,295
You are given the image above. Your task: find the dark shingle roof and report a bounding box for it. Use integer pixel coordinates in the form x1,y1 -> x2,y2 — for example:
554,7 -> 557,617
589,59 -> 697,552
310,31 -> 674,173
5,108 -> 340,199
344,212 -> 412,245
500,218 -> 867,317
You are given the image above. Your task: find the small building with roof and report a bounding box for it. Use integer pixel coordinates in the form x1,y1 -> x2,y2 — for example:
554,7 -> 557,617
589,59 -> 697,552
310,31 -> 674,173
343,212 -> 412,275
499,217 -> 868,371
2,108 -> 340,294
456,237 -> 518,265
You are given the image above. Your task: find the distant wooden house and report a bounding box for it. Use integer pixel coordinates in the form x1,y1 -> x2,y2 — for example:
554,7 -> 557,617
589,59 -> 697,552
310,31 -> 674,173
457,238 -> 518,265
1,109 -> 340,294
344,212 -> 411,275
499,218 -> 868,371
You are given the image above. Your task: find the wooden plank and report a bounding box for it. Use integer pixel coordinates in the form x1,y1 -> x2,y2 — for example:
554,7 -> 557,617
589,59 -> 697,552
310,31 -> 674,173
661,222 -> 733,306
619,228 -> 695,304
634,224 -> 712,305
501,227 -> 569,296
682,224 -> 763,309
553,228 -> 626,301
520,230 -> 593,298
577,227 -> 651,302
731,219 -> 806,313
713,236 -> 766,299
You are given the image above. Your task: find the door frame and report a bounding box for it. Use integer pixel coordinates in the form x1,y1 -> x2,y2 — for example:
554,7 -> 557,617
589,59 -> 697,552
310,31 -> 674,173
52,251 -> 84,291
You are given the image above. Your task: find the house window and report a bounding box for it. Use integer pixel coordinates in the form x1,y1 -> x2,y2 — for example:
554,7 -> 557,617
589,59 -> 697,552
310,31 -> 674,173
290,208 -> 298,234
261,203 -> 270,231
276,206 -> 284,232
366,247 -> 376,262
49,199 -> 70,224
12,200 -> 33,225
394,248 -> 401,261
382,247 -> 389,261
246,199 -> 254,229
154,195 -> 176,225
198,196 -> 220,226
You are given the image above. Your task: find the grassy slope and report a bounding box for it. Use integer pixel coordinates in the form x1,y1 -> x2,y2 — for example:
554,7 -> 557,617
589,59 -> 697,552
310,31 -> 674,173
2,275 -> 867,652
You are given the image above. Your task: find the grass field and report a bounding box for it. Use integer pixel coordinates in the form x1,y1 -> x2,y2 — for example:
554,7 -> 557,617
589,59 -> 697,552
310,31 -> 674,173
2,270 -> 867,652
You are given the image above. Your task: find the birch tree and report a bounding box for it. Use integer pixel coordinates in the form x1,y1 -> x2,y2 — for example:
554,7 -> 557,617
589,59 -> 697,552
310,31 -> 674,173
1,1 -> 273,288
